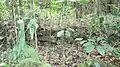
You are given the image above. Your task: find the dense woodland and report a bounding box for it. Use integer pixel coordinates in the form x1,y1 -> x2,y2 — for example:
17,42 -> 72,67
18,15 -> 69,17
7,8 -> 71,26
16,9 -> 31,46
0,0 -> 120,67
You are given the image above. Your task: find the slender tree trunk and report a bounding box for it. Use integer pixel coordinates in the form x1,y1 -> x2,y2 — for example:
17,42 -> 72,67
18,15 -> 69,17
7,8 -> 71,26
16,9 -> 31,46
94,0 -> 100,16
11,0 -> 17,45
19,0 -> 23,16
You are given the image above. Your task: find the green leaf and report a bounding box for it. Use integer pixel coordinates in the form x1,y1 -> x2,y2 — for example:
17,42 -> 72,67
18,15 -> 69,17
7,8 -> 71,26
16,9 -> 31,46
78,63 -> 85,67
43,63 -> 52,67
78,0 -> 89,4
18,19 -> 24,31
102,43 -> 114,52
83,42 -> 93,47
27,19 -> 37,29
66,28 -> 75,33
88,39 -> 95,43
87,60 -> 92,66
69,0 -> 77,2
57,30 -> 64,37
80,40 -> 87,44
84,44 -> 95,53
57,0 -> 65,3
65,30 -> 71,37
109,64 -> 117,67
96,46 -> 105,55
0,2 -> 4,9
0,36 -> 4,40
114,48 -> 120,57
17,19 -> 26,50
101,41 -> 107,44
75,38 -> 83,41
0,63 -> 6,67
94,62 -> 101,67
0,63 -> 10,67
97,37 -> 105,42
4,64 -> 11,67
27,19 -> 38,40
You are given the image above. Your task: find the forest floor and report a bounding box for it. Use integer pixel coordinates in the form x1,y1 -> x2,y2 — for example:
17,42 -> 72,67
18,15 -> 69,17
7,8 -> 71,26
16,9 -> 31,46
38,41 -> 120,67
0,20 -> 120,67
36,22 -> 120,67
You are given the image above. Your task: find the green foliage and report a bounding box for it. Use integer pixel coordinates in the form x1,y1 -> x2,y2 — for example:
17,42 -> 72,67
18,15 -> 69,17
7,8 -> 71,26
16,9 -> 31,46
57,28 -> 75,42
110,3 -> 120,15
81,14 -> 103,37
9,19 -> 51,67
0,0 -> 120,67
114,47 -> 120,57
78,59 -> 117,67
78,63 -> 89,67
16,47 -> 43,67
82,36 -> 114,55
83,41 -> 95,53
81,14 -> 120,40
96,46 -> 105,55
78,0 -> 90,4
102,15 -> 118,30
0,63 -> 10,67
9,46 -> 52,67
9,19 -> 27,61
27,18 -> 38,40
0,0 -> 9,20
51,0 -> 63,10
57,30 -> 65,37
42,63 -> 52,67
49,0 -> 75,17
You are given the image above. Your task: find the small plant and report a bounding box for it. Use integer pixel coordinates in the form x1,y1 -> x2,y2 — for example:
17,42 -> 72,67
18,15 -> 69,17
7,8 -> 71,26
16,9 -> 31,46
81,36 -> 114,55
114,47 -> 120,57
78,59 -> 117,67
8,19 -> 51,67
57,28 -> 75,43
78,60 -> 102,67
16,46 -> 52,67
